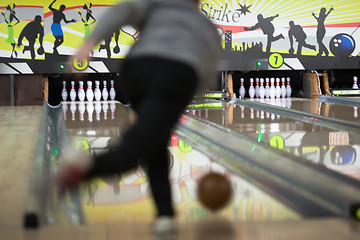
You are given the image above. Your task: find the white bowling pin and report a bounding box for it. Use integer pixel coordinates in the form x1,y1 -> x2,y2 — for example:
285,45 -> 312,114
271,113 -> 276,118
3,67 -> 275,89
110,80 -> 116,100
169,151 -> 182,204
86,81 -> 94,102
249,78 -> 255,98
352,76 -> 359,89
186,150 -> 210,167
102,80 -> 109,101
78,81 -> 85,101
61,103 -> 68,120
78,102 -> 85,121
94,80 -> 102,101
270,78 -> 276,99
95,102 -> 102,121
210,162 -> 226,174
286,77 -> 292,97
281,77 -> 286,98
354,107 -> 358,118
121,25 -> 140,41
86,102 -> 94,122
250,108 -> 254,119
275,78 -> 281,98
102,102 -> 108,120
69,81 -> 76,101
239,78 -> 245,98
110,102 -> 116,119
255,78 -> 260,98
259,78 -> 265,99
61,81 -> 68,101
70,102 -> 76,121
241,106 -> 244,118
265,78 -> 270,98
123,168 -> 145,184
179,162 -> 197,200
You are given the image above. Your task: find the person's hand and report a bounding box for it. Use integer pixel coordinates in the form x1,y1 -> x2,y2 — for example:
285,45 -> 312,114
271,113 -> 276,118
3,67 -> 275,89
244,27 -> 249,31
330,7 -> 334,11
17,42 -> 22,47
71,18 -> 76,22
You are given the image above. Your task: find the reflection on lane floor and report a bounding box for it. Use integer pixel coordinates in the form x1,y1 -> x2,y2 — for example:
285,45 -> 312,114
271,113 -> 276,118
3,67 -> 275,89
62,102 -> 300,224
252,97 -> 360,125
186,99 -> 360,181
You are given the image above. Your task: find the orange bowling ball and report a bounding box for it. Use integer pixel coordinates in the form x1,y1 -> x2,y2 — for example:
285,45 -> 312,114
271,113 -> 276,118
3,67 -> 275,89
197,172 -> 232,212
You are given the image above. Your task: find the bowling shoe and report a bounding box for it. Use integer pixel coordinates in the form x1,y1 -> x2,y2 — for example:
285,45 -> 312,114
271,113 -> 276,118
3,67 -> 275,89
152,216 -> 176,237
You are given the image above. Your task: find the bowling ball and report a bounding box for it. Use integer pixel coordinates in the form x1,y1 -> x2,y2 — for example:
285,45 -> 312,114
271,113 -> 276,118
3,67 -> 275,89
37,46 -> 44,55
113,45 -> 120,54
329,33 -> 355,57
197,172 -> 232,212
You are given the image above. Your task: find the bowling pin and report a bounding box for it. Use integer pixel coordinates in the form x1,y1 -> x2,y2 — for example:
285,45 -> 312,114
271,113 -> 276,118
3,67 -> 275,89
61,103 -> 68,120
86,81 -> 94,102
265,78 -> 270,98
123,168 -> 145,184
70,81 -> 76,101
250,108 -> 254,119
169,151 -> 182,204
270,78 -> 276,99
78,81 -> 85,101
249,78 -> 255,98
255,78 -> 260,98
95,102 -> 102,121
61,81 -> 68,101
121,25 -> 140,41
286,77 -> 292,97
239,78 -> 245,98
179,162 -> 197,200
70,102 -> 76,121
354,107 -> 358,118
110,102 -> 116,119
275,78 -> 281,98
102,102 -> 108,120
94,80 -> 102,101
102,80 -> 109,101
259,78 -> 265,99
87,102 -> 94,122
110,80 -> 116,100
78,102 -> 85,121
352,76 -> 359,89
281,78 -> 286,98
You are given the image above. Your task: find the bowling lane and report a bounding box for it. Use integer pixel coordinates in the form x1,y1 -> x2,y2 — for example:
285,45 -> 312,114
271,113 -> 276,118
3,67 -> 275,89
186,99 -> 360,181
61,101 -> 302,225
251,97 -> 360,125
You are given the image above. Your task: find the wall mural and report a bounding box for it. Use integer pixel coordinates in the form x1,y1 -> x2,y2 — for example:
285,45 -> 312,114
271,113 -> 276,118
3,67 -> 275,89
0,0 -> 359,74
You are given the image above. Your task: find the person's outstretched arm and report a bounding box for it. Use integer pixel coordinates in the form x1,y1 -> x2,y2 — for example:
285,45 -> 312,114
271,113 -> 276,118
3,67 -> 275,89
49,0 -> 56,11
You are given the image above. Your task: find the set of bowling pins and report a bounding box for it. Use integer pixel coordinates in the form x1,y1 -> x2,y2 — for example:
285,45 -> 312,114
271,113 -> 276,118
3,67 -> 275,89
62,101 -> 117,122
239,77 -> 292,99
61,80 -> 116,102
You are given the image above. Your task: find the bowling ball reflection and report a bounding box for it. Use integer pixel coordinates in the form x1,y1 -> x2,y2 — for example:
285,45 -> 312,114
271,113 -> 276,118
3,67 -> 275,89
330,146 -> 356,165
197,172 -> 232,212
